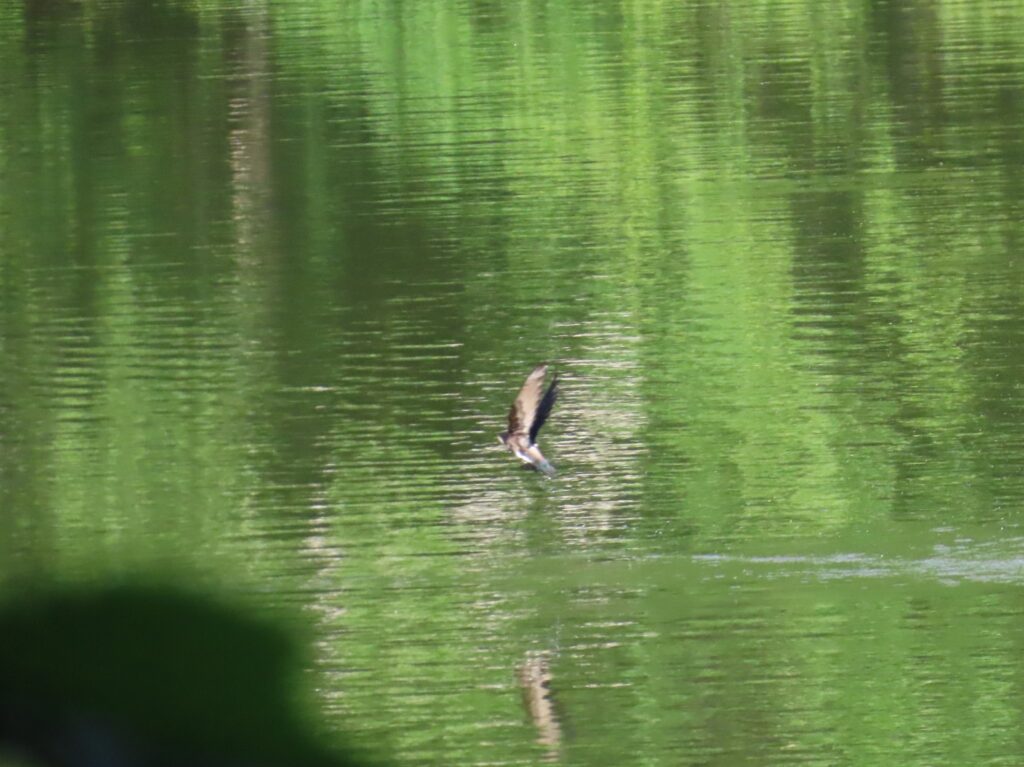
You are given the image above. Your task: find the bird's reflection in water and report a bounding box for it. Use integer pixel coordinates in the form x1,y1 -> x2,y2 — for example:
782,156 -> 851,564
517,651 -> 562,762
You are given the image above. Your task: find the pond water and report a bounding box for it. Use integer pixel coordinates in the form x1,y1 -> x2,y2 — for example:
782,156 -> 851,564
3,1 -> 1024,765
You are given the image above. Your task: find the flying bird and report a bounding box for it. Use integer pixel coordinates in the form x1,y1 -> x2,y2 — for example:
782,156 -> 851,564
499,364 -> 560,476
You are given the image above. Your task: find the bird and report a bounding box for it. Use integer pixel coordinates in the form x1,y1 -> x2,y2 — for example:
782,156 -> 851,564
499,364 -> 560,476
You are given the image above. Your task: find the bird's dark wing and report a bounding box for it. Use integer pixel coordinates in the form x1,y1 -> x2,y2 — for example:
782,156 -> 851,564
528,373 -> 559,445
507,364 -> 549,438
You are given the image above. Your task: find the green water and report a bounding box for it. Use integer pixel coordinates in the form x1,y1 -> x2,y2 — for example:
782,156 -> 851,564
3,1 -> 1024,764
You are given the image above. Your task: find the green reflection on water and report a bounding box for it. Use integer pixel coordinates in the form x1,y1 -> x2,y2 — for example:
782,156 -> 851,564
2,1 -> 1024,765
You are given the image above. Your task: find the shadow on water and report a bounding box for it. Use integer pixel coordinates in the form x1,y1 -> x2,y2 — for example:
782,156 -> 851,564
0,582 -> 380,767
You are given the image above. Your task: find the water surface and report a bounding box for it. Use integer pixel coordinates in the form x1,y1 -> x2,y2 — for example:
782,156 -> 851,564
2,2 -> 1024,764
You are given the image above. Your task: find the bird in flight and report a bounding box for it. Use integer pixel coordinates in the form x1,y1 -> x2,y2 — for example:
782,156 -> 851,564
499,364 -> 560,476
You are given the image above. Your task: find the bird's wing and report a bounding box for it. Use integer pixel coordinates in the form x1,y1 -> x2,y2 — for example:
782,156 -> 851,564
528,373 -> 559,445
507,364 -> 549,439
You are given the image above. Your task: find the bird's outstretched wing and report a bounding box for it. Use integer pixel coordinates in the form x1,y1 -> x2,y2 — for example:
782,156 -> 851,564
529,373 -> 559,445
507,364 -> 556,443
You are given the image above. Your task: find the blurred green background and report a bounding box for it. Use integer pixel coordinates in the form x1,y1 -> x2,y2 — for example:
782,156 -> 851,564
3,1 -> 1024,764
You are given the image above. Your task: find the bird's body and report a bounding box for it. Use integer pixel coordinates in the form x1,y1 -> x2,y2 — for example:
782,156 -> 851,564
499,364 -> 560,476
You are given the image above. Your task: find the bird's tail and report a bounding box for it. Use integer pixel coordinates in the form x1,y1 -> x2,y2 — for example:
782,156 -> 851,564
536,459 -> 556,477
